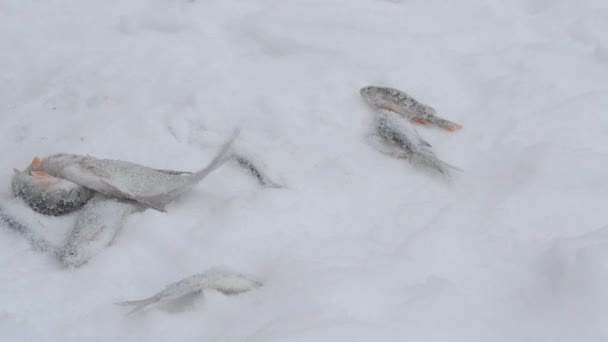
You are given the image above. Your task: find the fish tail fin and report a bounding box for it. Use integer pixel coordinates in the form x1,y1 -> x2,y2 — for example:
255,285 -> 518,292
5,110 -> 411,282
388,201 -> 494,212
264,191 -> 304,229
411,152 -> 462,176
132,130 -> 240,212
188,129 -> 240,183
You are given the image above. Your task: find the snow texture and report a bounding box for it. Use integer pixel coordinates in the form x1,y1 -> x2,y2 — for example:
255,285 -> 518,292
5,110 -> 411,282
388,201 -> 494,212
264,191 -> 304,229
1,0 -> 608,341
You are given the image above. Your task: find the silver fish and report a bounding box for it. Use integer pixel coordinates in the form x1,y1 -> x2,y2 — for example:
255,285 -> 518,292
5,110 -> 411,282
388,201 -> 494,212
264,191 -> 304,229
38,133 -> 237,212
232,154 -> 282,188
374,109 -> 460,175
61,194 -> 143,268
116,268 -> 263,314
12,163 -> 95,216
360,86 -> 462,132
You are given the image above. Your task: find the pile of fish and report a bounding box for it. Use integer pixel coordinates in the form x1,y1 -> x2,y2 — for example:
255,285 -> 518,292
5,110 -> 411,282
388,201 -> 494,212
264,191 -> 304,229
360,86 -> 462,175
0,132 -> 282,312
1,85 -> 462,315
6,133 -> 237,267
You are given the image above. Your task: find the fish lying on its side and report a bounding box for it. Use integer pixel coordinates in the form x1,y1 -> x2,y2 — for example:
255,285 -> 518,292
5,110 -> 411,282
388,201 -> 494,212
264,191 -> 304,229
373,109 -> 460,175
360,86 -> 462,132
37,133 -> 237,212
116,268 -> 263,314
11,167 -> 94,216
61,194 -> 143,268
13,157 -> 193,217
9,160 -> 192,267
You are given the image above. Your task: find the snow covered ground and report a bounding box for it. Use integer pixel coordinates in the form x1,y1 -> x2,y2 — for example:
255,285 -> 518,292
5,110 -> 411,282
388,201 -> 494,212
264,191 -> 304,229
1,0 -> 608,340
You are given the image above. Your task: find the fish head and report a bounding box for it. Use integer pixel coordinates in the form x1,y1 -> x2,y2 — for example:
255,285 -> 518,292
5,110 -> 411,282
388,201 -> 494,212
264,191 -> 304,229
360,86 -> 399,111
61,243 -> 90,268
359,86 -> 381,103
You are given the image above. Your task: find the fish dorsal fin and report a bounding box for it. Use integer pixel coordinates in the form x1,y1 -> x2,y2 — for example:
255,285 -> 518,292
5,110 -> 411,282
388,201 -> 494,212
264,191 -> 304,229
30,156 -> 42,171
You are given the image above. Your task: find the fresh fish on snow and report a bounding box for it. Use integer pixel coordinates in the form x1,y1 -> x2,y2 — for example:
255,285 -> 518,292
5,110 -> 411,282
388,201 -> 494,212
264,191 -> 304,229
37,133 -> 237,211
116,268 -> 263,314
373,109 -> 460,175
360,86 -> 462,132
12,162 -> 94,216
61,194 -> 143,268
8,159 -> 193,266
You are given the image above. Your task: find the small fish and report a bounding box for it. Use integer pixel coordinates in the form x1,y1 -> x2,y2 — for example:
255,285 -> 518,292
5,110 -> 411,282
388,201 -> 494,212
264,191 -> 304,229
116,268 -> 263,314
37,132 -> 238,212
360,86 -> 462,132
232,154 -> 282,188
374,109 -> 460,175
12,162 -> 95,216
61,194 -> 143,268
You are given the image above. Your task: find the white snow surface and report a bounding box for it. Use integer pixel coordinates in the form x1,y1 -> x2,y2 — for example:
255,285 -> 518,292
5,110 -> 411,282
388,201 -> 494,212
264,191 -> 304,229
1,0 -> 608,341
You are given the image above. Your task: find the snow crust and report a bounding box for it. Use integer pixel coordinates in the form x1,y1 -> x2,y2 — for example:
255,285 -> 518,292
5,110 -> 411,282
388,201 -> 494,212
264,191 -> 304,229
1,0 -> 607,341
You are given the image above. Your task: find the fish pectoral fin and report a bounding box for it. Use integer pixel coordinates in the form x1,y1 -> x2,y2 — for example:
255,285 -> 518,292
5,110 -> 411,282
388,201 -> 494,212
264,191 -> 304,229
31,171 -> 59,185
413,118 -> 429,125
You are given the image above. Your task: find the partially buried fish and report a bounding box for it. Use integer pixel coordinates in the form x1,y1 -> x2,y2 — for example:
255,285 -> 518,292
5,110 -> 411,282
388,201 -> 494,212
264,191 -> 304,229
36,133 -> 237,212
12,156 -> 194,216
8,172 -> 143,267
11,166 -> 95,216
360,86 -> 462,132
116,268 -> 263,314
0,205 -> 56,254
8,151 -> 217,267
373,109 -> 460,175
61,194 -> 143,268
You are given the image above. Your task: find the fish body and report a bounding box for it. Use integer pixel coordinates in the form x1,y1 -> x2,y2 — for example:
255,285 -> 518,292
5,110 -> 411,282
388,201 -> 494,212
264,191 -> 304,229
11,168 -> 94,216
61,194 -> 142,268
375,109 -> 459,175
116,268 -> 263,314
39,134 -> 237,211
360,86 -> 462,132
